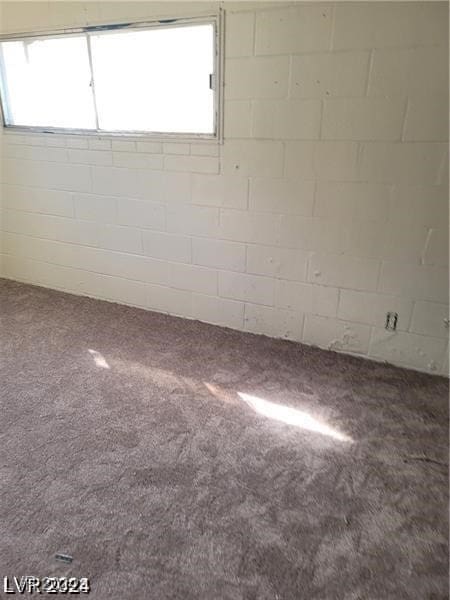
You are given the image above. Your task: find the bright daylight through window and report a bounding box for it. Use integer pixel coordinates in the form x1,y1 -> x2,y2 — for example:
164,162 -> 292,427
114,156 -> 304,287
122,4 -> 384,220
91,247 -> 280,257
0,19 -> 217,136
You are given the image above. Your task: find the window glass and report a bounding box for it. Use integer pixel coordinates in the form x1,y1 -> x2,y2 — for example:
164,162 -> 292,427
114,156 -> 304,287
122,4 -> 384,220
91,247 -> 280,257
0,36 -> 96,129
90,24 -> 214,133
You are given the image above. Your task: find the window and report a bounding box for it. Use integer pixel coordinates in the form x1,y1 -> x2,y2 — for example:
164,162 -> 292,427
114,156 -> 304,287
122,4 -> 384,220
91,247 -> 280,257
0,17 -> 219,138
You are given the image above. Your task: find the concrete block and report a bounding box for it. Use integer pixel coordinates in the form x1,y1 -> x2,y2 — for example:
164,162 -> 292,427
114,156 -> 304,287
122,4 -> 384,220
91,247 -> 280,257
338,290 -> 413,330
369,329 -> 448,372
136,141 -> 162,154
3,184 -> 73,217
92,167 -> 163,201
379,262 -> 449,303
255,4 -> 332,55
147,285 -> 192,318
381,222 -> 429,264
306,218 -> 348,254
244,303 -> 303,341
303,315 -> 371,354
223,140 -> 284,178
89,138 -> 112,151
315,182 -> 391,222
333,2 -> 434,49
224,100 -> 253,139
275,281 -> 338,317
359,143 -> 446,185
344,221 -> 386,259
403,94 -> 449,142
276,280 -> 338,317
219,271 -> 274,305
142,231 -> 191,264
113,152 -> 163,170
166,205 -> 219,237
163,143 -> 190,155
78,222 -> 144,255
192,237 -> 246,271
423,228 -> 448,267
48,135 -> 71,148
309,253 -> 380,291
322,97 -> 405,141
165,155 -> 219,174
3,209 -> 144,255
252,99 -> 322,140
111,140 -> 135,152
192,174 -> 248,210
225,11 -> 255,57
74,193 -> 117,223
190,144 -> 219,157
410,301 -> 449,339
219,209 -> 280,245
169,263 -> 218,295
249,178 -> 314,216
162,172 -> 191,204
389,185 -> 448,228
192,293 -> 244,330
225,56 -> 289,99
285,141 -> 359,181
368,46 -> 448,97
3,158 -> 90,192
290,51 -> 370,98
116,199 -> 165,230
68,149 -> 113,166
246,245 -> 308,282
279,216 -> 347,253
80,271 -> 150,308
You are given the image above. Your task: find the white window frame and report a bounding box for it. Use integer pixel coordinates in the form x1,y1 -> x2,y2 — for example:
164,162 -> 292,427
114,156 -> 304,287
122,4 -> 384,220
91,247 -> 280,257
0,13 -> 223,142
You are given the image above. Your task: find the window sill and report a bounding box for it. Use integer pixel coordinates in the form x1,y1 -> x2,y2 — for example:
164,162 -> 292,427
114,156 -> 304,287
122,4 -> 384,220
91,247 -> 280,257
2,124 -> 221,144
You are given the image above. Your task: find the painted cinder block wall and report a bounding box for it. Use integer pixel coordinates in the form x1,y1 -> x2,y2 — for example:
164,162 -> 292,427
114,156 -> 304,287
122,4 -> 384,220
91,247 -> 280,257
0,1 -> 448,375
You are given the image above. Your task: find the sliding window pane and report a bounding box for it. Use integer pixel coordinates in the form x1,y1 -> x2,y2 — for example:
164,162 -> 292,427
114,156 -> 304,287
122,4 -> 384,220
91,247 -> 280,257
90,24 -> 214,134
0,36 -> 96,129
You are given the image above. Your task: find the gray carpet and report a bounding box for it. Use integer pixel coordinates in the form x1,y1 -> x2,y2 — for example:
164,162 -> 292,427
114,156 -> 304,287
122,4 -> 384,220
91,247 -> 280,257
0,278 -> 448,600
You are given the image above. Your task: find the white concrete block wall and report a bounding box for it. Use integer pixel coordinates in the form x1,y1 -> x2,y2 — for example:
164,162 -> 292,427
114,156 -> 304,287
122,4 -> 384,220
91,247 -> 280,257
0,1 -> 448,376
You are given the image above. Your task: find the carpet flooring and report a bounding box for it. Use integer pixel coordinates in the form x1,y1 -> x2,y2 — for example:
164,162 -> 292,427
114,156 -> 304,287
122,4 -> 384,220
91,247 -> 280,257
0,278 -> 448,599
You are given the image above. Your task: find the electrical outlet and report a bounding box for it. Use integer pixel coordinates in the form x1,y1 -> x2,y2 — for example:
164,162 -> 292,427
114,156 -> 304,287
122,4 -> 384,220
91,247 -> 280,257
385,312 -> 398,331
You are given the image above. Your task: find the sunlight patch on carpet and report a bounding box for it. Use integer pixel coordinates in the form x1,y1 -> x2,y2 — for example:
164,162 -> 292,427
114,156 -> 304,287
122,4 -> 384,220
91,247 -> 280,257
238,392 -> 353,443
88,349 -> 110,369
